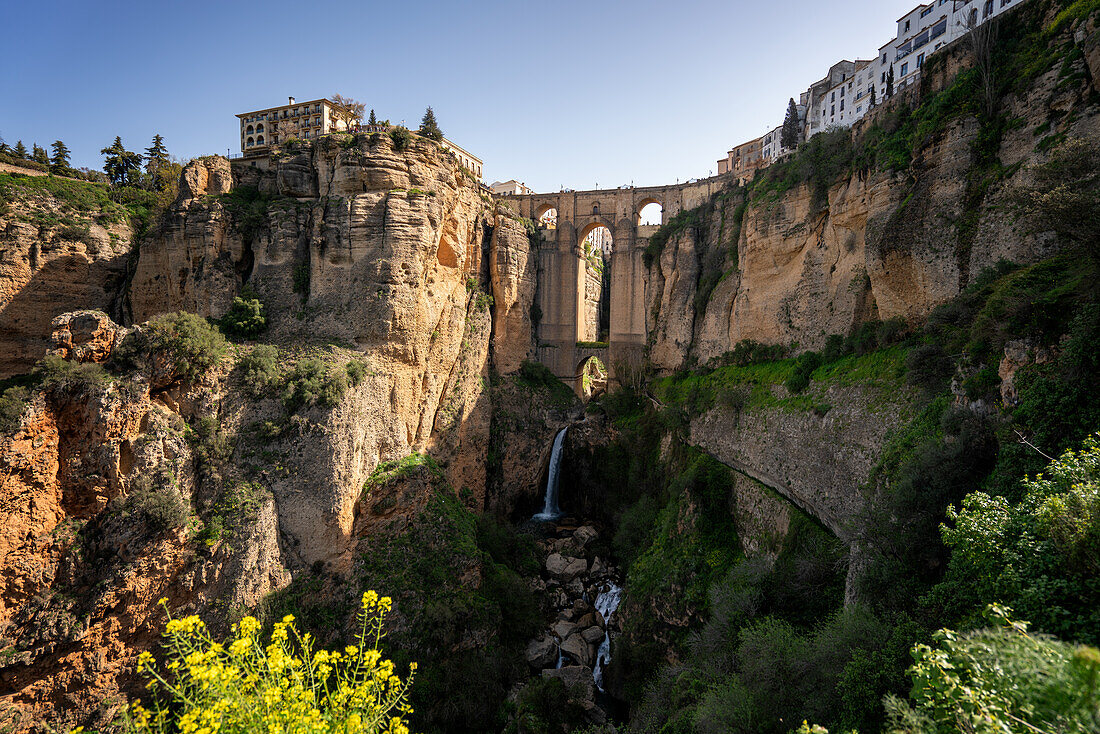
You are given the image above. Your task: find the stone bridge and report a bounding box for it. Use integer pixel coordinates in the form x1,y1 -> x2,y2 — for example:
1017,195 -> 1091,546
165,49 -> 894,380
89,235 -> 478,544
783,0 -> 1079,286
504,173 -> 734,395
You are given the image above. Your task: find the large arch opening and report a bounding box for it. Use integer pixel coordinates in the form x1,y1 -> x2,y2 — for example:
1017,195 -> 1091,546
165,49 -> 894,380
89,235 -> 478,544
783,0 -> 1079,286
638,199 -> 663,226
536,204 -> 557,229
576,356 -> 607,400
578,222 -> 612,343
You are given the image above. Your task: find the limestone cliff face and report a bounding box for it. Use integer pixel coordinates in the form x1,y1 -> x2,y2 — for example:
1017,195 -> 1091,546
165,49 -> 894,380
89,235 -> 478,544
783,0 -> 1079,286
646,13 -> 1100,371
0,138 -> 547,729
0,193 -> 132,379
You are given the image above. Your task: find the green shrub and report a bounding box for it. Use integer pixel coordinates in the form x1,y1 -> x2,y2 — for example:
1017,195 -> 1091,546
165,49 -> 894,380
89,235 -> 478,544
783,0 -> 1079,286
905,344 -> 954,394
713,340 -> 788,368
937,433 -> 1100,644
126,471 -> 189,532
219,296 -> 266,338
516,360 -> 575,407
883,606 -> 1100,734
389,126 -> 412,152
237,345 -> 281,397
0,387 -> 29,433
34,355 -> 111,394
346,360 -> 367,387
117,312 -> 228,384
785,351 -> 823,395
282,358 -> 347,412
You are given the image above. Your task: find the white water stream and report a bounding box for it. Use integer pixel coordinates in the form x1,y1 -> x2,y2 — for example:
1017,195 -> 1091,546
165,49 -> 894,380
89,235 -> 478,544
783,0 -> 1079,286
592,582 -> 623,691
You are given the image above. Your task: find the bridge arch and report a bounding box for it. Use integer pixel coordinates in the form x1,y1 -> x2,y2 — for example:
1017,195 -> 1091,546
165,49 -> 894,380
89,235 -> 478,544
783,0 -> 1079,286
636,197 -> 664,226
575,350 -> 609,399
536,203 -> 558,228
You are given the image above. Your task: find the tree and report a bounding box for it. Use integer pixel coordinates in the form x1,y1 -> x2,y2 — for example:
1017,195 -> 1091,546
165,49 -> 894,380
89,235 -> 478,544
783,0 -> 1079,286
368,108 -> 378,126
869,84 -> 877,107
960,6 -> 1000,119
31,144 -> 49,166
13,141 -> 27,159
781,98 -> 801,150
49,140 -> 71,174
144,134 -> 171,190
100,136 -> 143,186
330,94 -> 365,130
1014,138 -> 1100,262
886,64 -> 895,99
419,106 -> 443,142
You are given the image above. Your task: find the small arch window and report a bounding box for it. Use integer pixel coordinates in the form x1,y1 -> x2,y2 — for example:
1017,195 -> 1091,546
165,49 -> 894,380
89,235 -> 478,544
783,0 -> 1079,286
256,124 -> 264,133
592,203 -> 600,215
256,135 -> 265,144
246,125 -> 254,134
246,137 -> 254,146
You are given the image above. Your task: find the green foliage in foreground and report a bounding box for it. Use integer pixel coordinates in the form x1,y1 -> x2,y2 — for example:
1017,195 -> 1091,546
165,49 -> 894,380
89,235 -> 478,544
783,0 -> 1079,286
881,606 -> 1100,734
127,593 -> 414,734
937,434 -> 1100,645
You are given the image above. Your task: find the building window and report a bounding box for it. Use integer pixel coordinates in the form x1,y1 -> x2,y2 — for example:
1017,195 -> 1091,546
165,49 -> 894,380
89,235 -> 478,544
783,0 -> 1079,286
901,62 -> 909,76
917,52 -> 925,67
831,105 -> 835,115
831,91 -> 836,102
857,105 -> 863,113
882,53 -> 887,63
840,100 -> 845,111
840,87 -> 845,97
905,19 -> 911,31
921,6 -> 932,16
246,125 -> 254,134
256,124 -> 264,133
256,135 -> 264,144
984,0 -> 993,16
246,137 -> 254,146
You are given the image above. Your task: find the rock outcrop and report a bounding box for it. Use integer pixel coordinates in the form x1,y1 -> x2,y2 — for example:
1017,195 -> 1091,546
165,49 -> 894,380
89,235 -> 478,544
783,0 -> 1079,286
0,192 -> 132,379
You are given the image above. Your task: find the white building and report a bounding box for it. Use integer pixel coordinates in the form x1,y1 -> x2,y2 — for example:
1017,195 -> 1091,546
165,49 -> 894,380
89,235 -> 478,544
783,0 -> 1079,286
489,179 -> 534,196
236,97 -> 356,154
441,139 -> 483,181
807,59 -> 875,133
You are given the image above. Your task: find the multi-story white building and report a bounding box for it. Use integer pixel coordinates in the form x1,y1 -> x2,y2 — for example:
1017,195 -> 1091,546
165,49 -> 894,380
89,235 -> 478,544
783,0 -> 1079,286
713,0 -> 1028,174
441,139 -> 483,181
807,59 -> 875,133
489,179 -> 534,196
237,97 -> 356,154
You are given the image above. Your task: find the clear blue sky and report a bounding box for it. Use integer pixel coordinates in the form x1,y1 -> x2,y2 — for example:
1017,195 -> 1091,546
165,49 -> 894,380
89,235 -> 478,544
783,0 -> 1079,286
1,0 -> 921,192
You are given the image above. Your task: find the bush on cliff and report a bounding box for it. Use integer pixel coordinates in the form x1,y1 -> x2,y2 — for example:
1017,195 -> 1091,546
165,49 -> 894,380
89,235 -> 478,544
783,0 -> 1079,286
0,386 -> 29,433
281,358 -> 347,412
34,355 -> 112,395
115,312 -> 229,384
218,293 -> 267,338
237,344 -> 281,397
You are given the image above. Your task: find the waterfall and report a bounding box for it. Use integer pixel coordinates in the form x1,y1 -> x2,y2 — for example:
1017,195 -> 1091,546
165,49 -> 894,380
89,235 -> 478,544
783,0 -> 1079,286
533,427 -> 568,521
592,582 -> 623,691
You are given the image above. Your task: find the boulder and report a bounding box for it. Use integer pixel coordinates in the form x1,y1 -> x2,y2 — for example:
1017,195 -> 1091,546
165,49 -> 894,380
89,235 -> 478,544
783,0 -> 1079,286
572,599 -> 593,617
541,665 -> 595,702
573,525 -> 598,548
48,311 -> 128,365
581,626 -> 605,645
546,553 -> 587,582
551,620 -> 578,641
560,633 -> 594,668
525,634 -> 558,670
576,612 -> 598,629
565,577 -> 585,597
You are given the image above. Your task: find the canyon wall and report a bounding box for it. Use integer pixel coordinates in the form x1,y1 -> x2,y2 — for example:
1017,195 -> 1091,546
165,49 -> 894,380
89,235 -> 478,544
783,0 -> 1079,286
646,7 -> 1100,371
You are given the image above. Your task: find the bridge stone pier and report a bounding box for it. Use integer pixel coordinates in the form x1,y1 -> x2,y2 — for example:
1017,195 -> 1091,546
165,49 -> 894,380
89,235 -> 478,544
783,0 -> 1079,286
504,174 -> 734,395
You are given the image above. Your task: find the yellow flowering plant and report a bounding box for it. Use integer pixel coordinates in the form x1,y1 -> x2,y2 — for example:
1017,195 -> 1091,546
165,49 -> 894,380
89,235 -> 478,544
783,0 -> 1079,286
125,591 -> 415,734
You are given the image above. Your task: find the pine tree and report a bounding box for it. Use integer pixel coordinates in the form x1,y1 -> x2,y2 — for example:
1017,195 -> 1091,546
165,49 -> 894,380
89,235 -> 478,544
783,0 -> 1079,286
368,109 -> 377,126
418,107 -> 443,142
0,134 -> 9,155
781,98 -> 801,150
13,141 -> 28,159
144,134 -> 171,189
100,136 -> 143,186
50,140 -> 71,174
870,84 -> 877,107
31,144 -> 49,166
886,64 -> 895,99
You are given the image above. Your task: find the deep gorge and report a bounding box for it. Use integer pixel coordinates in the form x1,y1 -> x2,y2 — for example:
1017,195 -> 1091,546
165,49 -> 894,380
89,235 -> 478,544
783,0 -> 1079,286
2,1 -> 1100,731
